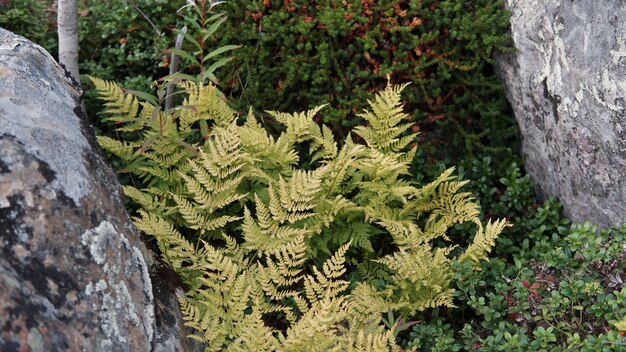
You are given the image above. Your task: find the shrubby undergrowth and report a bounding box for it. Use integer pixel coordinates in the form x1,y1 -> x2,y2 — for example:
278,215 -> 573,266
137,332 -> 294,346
0,0 -> 57,55
215,0 -> 518,163
6,0 -> 626,350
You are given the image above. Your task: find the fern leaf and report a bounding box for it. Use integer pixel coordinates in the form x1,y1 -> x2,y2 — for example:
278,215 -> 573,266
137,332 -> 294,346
459,218 -> 510,263
303,242 -> 351,303
96,136 -> 137,162
353,83 -> 415,153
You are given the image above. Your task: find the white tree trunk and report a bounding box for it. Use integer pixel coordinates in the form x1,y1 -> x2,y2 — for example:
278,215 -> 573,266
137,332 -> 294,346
57,0 -> 80,84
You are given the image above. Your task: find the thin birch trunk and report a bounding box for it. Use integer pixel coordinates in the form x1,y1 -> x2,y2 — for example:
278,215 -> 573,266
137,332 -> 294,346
57,0 -> 80,85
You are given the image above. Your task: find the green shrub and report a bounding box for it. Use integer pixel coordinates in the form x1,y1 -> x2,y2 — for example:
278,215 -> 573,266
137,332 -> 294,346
216,0 -> 517,161
401,219 -> 626,351
390,158 -> 626,351
0,0 -> 57,54
457,160 -> 570,259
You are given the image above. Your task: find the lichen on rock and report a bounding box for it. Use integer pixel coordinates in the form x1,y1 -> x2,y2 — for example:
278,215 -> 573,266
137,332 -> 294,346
496,0 -> 626,227
0,28 -> 192,351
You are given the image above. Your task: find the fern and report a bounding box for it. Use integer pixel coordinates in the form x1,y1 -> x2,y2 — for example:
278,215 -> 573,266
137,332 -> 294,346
303,242 -> 351,304
93,78 -> 508,350
458,218 -> 510,264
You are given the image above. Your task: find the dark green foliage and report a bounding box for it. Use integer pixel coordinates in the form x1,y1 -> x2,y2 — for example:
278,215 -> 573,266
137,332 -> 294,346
456,159 -> 570,259
217,0 -> 517,161
0,0 -> 57,55
78,0 -> 184,131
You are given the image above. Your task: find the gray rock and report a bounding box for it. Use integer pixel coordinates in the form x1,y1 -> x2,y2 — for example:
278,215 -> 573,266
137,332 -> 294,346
0,28 -> 193,351
496,1 -> 626,228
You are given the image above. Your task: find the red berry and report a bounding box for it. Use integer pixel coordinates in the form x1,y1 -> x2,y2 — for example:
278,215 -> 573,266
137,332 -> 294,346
620,331 -> 626,337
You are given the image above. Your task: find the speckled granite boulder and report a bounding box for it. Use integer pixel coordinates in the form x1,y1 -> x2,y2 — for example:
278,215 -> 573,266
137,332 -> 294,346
496,1 -> 626,227
0,28 -> 193,351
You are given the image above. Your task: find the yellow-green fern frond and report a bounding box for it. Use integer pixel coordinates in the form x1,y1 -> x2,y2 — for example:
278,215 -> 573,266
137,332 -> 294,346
221,234 -> 249,267
201,124 -> 247,177
227,308 -> 278,352
87,75 -> 140,123
353,83 -> 415,153
348,283 -> 399,321
96,135 -> 138,162
321,141 -> 366,195
179,81 -> 235,130
143,146 -> 188,167
278,294 -> 349,351
243,199 -> 312,254
459,218 -> 510,264
135,165 -> 177,183
375,247 -> 456,314
172,193 -> 241,233
358,148 -> 410,181
256,237 -> 307,305
424,189 -> 481,235
240,108 -> 300,175
412,168 -> 457,211
177,126 -> 249,215
132,210 -> 195,270
178,295 -> 228,351
122,185 -> 166,215
256,170 -> 325,229
303,242 -> 351,304
255,194 -> 311,236
310,124 -> 338,162
313,195 -> 358,231
345,328 -> 402,352
267,104 -> 326,144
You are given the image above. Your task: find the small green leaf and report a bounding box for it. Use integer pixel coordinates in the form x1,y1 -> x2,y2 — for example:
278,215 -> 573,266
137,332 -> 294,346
183,32 -> 202,50
205,72 -> 220,85
162,72 -> 199,83
205,12 -> 226,23
124,89 -> 159,106
169,48 -> 200,66
181,15 -> 202,32
203,45 -> 242,62
204,56 -> 235,77
203,14 -> 227,39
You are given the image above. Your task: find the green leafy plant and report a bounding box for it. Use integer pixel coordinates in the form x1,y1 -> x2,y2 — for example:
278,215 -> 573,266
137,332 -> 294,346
217,0 -> 516,162
90,76 -> 507,349
84,0 -> 239,191
166,0 -> 241,86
